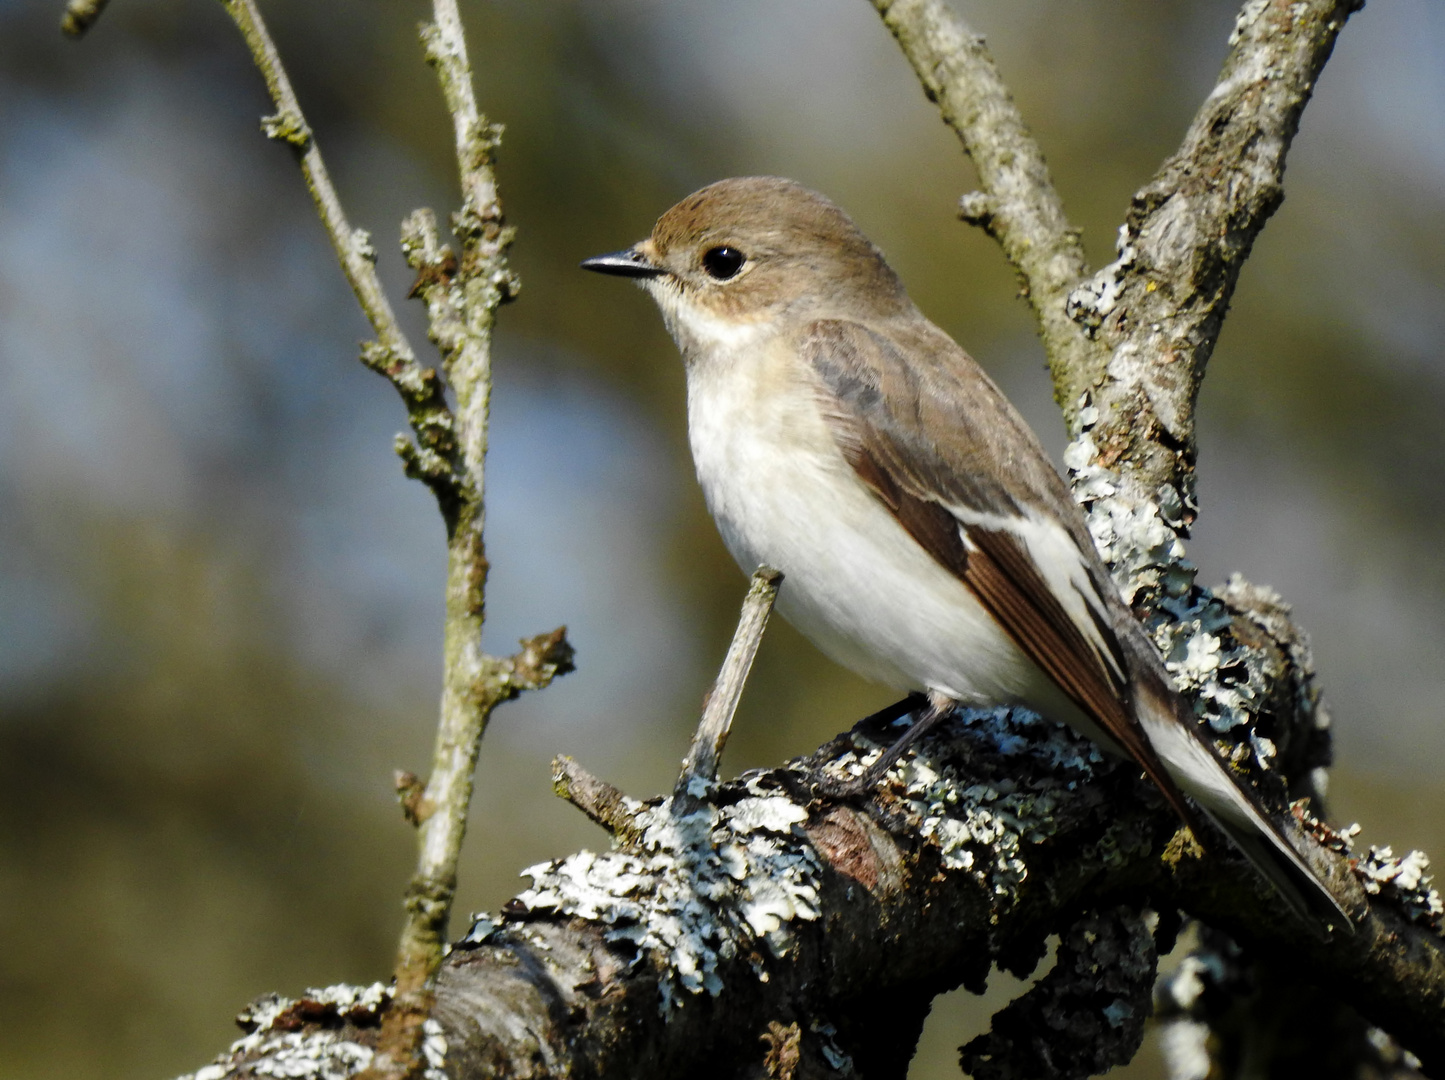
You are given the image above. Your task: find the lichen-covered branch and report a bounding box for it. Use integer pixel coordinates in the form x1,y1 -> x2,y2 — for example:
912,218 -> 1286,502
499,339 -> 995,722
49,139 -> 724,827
142,0 -> 1445,1076
180,694 -> 1445,1080
870,0 -> 1096,417
1063,0 -> 1363,515
874,0 -> 1362,505
872,0 -> 1427,1073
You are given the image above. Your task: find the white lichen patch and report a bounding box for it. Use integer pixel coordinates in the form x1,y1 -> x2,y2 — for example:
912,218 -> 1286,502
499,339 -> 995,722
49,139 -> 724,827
460,912 -> 500,946
1302,813 -> 1445,935
420,1017 -> 449,1080
1356,845 -> 1445,934
1065,405 -> 1284,754
508,778 -> 822,1011
1066,224 -> 1138,336
175,983 -> 393,1080
1158,1018 -> 1213,1080
1229,0 -> 1273,45
831,707 -> 1104,908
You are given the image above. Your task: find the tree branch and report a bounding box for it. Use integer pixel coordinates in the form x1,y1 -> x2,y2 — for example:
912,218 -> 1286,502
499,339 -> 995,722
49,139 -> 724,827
870,0 -> 1096,420
1065,0 -> 1364,514
141,0 -> 1442,1076
676,565 -> 783,799
179,697 -> 1445,1080
192,4 -> 567,1079
212,0 -> 464,518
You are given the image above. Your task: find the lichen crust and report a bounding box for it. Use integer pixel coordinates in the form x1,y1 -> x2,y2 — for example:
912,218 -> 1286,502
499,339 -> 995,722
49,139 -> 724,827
508,778 -> 822,1011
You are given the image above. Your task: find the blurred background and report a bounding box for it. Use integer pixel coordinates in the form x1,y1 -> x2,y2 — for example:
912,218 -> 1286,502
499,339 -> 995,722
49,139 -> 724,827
0,1 -> 1442,1076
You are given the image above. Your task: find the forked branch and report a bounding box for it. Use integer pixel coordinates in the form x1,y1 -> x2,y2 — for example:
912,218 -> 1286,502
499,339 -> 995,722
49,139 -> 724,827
170,4 -> 568,1080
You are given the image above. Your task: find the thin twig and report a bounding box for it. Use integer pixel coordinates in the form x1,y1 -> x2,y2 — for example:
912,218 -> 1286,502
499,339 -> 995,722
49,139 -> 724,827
553,756 -> 643,847
676,566 -> 783,799
419,0 -> 519,498
870,0 -> 1096,420
360,7 -> 537,1079
215,0 -> 462,514
206,3 -> 559,1078
59,0 -> 110,37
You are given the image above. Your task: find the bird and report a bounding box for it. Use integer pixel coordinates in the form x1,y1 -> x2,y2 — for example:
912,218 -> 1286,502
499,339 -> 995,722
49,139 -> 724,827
581,175 -> 1347,928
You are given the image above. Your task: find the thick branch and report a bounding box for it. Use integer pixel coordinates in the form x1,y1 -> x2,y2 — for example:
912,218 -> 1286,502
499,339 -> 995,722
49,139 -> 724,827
870,0 -> 1096,418
184,706 -> 1445,1080
1064,0 -> 1362,513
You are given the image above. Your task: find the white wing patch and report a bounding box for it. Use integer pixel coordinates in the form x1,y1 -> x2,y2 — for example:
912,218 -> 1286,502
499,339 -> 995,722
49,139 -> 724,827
955,507 -> 1126,687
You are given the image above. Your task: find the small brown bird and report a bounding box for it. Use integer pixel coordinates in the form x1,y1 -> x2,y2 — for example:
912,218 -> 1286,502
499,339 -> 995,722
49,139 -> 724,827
583,176 -> 1346,927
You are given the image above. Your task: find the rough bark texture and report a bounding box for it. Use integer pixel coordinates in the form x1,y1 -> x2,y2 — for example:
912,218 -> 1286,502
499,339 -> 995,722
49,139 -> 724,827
182,695 -> 1444,1080
1063,0 -> 1365,518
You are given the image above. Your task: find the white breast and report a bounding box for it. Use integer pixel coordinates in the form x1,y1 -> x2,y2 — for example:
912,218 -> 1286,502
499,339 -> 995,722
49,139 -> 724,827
684,339 -> 1058,710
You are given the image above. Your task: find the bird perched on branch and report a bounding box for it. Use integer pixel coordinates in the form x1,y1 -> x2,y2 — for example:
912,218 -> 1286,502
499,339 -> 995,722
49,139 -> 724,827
582,176 -> 1348,929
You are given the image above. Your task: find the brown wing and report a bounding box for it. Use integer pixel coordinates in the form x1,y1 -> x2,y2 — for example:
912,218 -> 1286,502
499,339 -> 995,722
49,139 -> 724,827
801,317 -> 1203,833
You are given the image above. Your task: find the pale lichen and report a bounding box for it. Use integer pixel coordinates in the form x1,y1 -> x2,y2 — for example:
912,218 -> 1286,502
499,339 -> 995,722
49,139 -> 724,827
1355,845 -> 1445,935
827,706 -> 1104,908
1065,404 -> 1296,765
1065,224 -> 1138,337
502,777 -> 821,1010
172,983 -> 433,1080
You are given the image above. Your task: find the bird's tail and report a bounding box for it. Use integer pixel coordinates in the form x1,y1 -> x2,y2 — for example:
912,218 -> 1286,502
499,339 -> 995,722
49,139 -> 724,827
1133,672 -> 1353,932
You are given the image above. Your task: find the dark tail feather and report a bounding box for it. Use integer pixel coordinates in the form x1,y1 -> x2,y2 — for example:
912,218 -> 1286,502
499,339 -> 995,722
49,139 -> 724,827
1134,677 -> 1354,934
1196,803 -> 1352,934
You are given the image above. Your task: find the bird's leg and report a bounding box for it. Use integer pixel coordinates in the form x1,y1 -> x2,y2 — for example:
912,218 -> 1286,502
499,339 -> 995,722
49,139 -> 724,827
821,692 -> 954,798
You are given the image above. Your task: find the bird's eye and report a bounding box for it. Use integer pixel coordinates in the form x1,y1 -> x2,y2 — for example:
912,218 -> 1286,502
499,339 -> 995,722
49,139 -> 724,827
701,246 -> 745,280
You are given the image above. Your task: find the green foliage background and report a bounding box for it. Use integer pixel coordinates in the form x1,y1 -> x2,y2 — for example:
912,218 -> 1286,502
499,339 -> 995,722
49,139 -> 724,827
0,1 -> 1442,1077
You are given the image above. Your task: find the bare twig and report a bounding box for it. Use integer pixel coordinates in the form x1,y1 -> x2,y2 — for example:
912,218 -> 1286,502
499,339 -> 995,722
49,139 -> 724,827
553,756 -> 643,847
418,0 -> 519,496
359,6 -> 542,1077
59,0 -> 110,37
215,0 -> 462,516
870,0 -> 1096,419
676,566 -> 783,797
201,3 -> 562,1079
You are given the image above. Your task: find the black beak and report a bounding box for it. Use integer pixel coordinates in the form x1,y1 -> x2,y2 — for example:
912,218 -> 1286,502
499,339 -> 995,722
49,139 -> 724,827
580,247 -> 663,279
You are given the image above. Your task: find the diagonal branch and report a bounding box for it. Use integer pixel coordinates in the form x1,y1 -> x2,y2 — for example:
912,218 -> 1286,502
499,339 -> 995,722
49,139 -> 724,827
676,565 -> 783,799
870,0 -> 1097,417
1065,0 -> 1363,512
216,0 -> 463,517
181,703 -> 1445,1080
